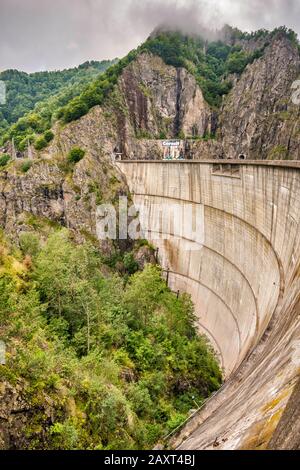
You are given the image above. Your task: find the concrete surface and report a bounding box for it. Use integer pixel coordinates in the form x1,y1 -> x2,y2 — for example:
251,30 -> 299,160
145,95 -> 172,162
117,160 -> 300,450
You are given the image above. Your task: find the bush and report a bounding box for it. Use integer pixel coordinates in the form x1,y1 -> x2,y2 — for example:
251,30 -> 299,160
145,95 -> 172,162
67,147 -> 85,164
21,160 -> 32,173
44,130 -> 54,143
0,154 -> 11,167
34,136 -> 48,150
19,232 -> 41,258
123,252 -> 139,275
63,100 -> 89,123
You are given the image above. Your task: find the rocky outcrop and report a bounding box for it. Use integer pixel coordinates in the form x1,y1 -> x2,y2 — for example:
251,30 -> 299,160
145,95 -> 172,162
0,35 -> 299,242
120,53 -> 213,141
0,380 -> 52,450
219,35 -> 300,159
0,151 -> 127,246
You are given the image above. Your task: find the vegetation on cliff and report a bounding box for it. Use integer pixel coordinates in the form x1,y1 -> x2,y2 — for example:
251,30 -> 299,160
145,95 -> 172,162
2,25 -> 298,152
0,230 -> 221,449
0,60 -> 116,151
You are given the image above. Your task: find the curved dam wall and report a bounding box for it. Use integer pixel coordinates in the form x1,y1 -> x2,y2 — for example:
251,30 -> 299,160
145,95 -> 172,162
116,160 -> 300,450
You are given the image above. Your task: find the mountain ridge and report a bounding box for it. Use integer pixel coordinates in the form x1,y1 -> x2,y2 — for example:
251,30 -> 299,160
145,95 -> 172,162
0,24 -> 299,160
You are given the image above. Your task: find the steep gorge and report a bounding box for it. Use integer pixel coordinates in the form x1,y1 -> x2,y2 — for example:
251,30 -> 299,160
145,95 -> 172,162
0,26 -> 299,450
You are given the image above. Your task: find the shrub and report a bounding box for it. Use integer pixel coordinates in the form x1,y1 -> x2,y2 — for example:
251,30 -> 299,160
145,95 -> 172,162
63,100 -> 89,123
0,154 -> 11,167
34,136 -> 48,151
44,130 -> 54,143
1,229 -> 222,450
67,147 -> 85,164
21,160 -> 32,173
19,232 -> 41,258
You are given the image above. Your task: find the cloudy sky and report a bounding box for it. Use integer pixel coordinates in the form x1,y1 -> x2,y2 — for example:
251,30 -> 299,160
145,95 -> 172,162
0,0 -> 299,73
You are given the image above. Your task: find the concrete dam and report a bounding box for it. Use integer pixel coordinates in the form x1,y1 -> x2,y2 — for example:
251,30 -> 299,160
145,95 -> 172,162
116,159 -> 300,450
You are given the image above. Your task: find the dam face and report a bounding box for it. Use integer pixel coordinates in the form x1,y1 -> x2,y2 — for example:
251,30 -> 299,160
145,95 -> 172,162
116,160 -> 300,450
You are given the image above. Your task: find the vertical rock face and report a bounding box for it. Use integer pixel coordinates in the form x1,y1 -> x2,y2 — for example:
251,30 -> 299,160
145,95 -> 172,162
120,53 -> 212,140
177,68 -> 212,137
219,36 -> 300,159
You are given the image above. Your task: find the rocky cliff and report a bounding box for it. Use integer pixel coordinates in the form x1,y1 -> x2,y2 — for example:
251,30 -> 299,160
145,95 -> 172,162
40,32 -> 300,163
0,28 -> 299,243
0,26 -> 300,451
219,34 -> 300,159
0,52 -> 216,240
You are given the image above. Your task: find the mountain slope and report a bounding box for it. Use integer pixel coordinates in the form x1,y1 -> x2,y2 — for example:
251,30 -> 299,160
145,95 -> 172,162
0,24 -> 299,451
0,59 -> 117,146
2,25 -> 299,160
0,26 -> 298,246
218,33 -> 300,159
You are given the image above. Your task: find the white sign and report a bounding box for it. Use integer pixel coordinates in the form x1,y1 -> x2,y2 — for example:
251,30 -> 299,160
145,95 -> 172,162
162,140 -> 180,147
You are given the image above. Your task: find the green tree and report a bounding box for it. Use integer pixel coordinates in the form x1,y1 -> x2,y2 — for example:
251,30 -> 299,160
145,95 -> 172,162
0,154 -> 10,167
34,136 -> 48,150
67,147 -> 85,164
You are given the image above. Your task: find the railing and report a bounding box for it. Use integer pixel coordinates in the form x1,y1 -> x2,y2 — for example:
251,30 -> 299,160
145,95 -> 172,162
115,158 -> 300,169
159,378 -> 231,448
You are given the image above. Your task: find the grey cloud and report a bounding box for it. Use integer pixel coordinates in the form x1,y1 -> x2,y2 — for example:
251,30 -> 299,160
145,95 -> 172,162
0,0 -> 299,73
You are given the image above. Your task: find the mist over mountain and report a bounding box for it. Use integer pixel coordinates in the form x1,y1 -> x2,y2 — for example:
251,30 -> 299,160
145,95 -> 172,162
0,0 -> 299,72
0,3 -> 299,451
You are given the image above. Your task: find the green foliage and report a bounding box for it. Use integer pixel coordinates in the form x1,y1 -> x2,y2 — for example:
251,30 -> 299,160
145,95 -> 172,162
0,230 -> 222,449
226,51 -> 249,74
67,147 -> 85,164
141,27 -> 299,108
226,48 -> 265,75
142,33 -> 228,107
0,60 -> 117,150
123,252 -> 139,275
0,154 -> 11,167
21,160 -> 33,173
19,232 -> 41,258
34,136 -> 48,150
59,53 -> 138,124
268,145 -> 289,160
44,130 -> 54,143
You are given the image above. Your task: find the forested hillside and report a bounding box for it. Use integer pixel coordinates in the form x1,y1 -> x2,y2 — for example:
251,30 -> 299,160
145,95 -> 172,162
0,59 -> 116,139
0,230 -> 221,449
2,25 -> 298,156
